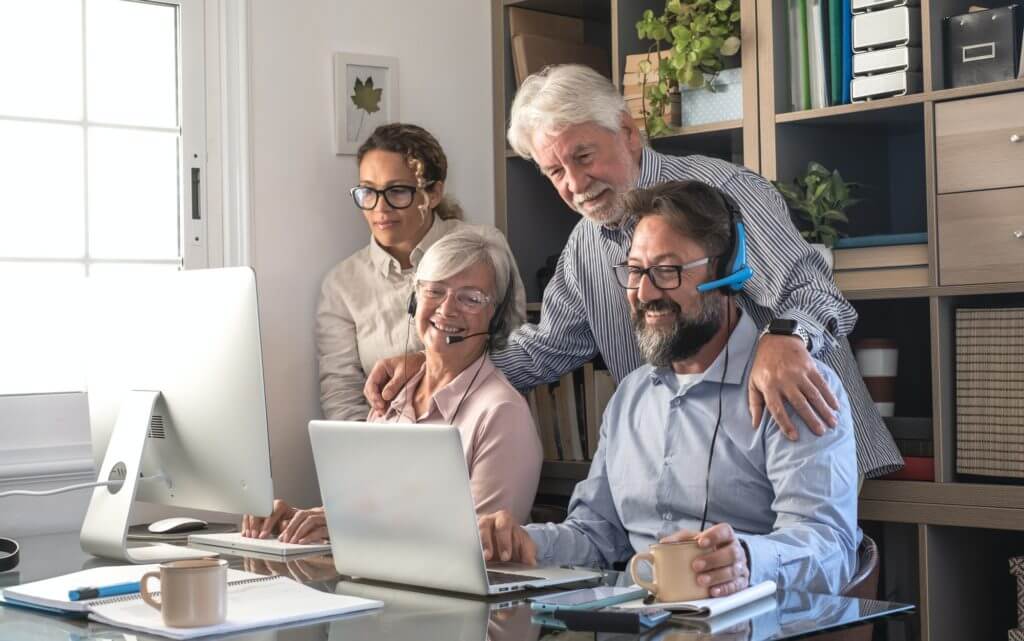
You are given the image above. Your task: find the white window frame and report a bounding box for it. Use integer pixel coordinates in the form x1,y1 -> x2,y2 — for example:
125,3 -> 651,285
0,0 -> 254,535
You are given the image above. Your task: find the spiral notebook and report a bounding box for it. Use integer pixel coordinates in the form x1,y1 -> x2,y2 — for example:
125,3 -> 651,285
1,565 -> 382,639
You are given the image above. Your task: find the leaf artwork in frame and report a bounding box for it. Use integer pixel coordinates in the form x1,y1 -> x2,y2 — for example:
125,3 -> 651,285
334,53 -> 399,155
350,76 -> 382,143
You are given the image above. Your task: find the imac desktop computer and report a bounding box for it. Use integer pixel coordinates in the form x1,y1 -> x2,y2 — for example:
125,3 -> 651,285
81,266 -> 274,563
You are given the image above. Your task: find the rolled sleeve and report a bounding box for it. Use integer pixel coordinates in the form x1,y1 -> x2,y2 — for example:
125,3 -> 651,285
316,273 -> 370,421
492,224 -> 599,390
746,361 -> 861,594
468,400 -> 543,524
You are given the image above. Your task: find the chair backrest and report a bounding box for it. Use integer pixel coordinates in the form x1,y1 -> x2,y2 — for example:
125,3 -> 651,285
842,534 -> 880,600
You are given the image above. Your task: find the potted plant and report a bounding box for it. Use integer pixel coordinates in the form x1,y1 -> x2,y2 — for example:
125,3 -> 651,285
772,162 -> 861,270
635,0 -> 742,137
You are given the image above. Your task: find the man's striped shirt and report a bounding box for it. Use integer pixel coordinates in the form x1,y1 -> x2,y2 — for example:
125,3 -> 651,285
492,147 -> 902,478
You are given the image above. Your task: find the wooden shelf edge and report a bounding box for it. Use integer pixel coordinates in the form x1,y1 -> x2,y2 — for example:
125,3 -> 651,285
862,480 -> 1024,510
776,93 -> 925,123
775,78 -> 1024,124
843,286 -> 933,300
859,499 -> 1024,530
541,460 -> 591,479
651,119 -> 744,139
840,281 -> 1024,300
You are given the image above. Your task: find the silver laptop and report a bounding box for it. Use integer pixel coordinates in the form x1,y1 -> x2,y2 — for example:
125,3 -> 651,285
309,420 -> 603,595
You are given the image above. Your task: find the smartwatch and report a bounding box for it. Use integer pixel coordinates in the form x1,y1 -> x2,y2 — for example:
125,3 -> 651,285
767,318 -> 799,337
0,537 -> 19,573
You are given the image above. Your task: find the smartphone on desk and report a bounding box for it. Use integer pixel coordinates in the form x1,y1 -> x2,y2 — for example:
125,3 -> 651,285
529,586 -> 647,612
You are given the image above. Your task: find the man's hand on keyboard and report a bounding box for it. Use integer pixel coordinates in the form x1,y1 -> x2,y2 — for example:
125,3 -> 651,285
478,510 -> 537,566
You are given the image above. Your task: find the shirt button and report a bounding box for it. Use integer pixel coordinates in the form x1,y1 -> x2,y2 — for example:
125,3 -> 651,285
663,512 -> 673,521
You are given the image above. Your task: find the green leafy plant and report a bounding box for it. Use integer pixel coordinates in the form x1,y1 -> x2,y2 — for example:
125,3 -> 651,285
773,162 -> 861,249
635,0 -> 741,136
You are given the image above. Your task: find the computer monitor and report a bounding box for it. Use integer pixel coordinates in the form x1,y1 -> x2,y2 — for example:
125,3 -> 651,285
81,266 -> 274,563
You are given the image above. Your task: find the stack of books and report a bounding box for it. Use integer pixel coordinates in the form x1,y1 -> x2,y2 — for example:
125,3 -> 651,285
881,416 -> 933,481
622,51 -> 678,131
832,233 -> 928,291
528,362 -> 616,462
786,0 -> 854,110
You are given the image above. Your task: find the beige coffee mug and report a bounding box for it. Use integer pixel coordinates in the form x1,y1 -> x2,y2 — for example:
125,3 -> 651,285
629,540 -> 709,602
140,558 -> 228,627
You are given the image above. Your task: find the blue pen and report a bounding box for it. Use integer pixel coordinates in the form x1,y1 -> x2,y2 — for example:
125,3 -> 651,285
68,581 -> 141,601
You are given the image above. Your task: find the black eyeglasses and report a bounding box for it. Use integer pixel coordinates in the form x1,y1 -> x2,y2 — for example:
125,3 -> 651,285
350,182 -> 436,211
612,257 -> 711,291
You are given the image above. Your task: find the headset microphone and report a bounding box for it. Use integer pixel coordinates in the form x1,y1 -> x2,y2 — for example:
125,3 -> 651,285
445,331 -> 490,345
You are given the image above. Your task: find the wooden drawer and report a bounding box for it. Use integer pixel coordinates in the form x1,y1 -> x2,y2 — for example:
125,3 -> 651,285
938,187 -> 1024,286
935,92 -> 1024,194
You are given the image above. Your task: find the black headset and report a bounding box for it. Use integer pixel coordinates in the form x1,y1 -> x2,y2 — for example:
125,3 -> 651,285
407,268 -> 516,343
696,190 -> 754,295
0,536 -> 19,572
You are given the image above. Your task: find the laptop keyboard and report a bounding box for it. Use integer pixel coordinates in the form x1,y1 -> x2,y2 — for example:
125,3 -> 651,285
487,570 -> 545,585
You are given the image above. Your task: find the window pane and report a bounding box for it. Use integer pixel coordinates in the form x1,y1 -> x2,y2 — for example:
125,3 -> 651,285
0,0 -> 82,120
0,263 -> 86,394
0,121 -> 85,258
86,0 -> 177,128
88,127 -> 180,260
89,262 -> 180,278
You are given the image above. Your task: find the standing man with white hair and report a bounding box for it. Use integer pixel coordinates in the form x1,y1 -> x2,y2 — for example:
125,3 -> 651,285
369,64 -> 901,480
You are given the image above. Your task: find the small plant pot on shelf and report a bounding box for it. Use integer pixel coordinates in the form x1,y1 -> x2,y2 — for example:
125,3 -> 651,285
679,67 -> 743,127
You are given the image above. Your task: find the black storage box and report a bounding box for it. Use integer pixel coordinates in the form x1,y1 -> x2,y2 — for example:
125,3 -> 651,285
943,5 -> 1023,88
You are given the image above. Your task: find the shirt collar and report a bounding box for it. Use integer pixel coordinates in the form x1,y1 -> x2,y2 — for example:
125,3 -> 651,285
637,146 -> 662,189
648,310 -> 758,391
367,214 -> 450,278
597,148 -> 653,242
383,353 -> 494,423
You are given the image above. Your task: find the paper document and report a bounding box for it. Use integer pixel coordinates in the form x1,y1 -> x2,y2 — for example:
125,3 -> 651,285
616,580 -> 777,618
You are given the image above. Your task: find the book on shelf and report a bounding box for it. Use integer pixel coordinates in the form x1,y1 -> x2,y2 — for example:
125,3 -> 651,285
833,242 -> 928,270
530,362 -> 616,463
834,265 -> 928,291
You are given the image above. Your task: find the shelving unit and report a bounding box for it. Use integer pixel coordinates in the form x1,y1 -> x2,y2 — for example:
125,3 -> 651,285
494,2 -> 1024,639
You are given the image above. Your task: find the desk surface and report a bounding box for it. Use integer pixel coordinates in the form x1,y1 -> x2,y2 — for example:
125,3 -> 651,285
0,532 -> 914,641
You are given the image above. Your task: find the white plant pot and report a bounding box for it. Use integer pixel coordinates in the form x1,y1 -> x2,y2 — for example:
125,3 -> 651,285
811,243 -> 833,272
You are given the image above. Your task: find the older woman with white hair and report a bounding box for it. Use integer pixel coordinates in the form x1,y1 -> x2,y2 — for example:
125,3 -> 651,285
242,229 -> 543,544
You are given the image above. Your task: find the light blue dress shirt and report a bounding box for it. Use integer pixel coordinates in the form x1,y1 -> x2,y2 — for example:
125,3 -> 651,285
526,312 -> 861,594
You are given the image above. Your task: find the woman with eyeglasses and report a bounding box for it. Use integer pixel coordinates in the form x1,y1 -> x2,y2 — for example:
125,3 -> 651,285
242,230 -> 542,543
314,123 -> 525,424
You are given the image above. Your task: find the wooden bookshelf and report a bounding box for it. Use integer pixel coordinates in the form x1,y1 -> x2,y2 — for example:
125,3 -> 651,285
495,3 -> 1024,638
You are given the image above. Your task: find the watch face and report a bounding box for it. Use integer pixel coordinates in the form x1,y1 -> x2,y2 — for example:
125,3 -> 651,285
770,319 -> 798,334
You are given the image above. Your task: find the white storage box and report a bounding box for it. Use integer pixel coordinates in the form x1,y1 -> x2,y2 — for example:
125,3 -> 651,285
853,46 -> 922,75
853,6 -> 921,51
851,70 -> 922,101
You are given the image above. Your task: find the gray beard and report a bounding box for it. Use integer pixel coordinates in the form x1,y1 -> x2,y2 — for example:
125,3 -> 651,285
634,297 -> 723,368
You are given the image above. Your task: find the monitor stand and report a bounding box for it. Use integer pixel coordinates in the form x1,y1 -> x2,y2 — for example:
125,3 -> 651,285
80,390 -> 216,563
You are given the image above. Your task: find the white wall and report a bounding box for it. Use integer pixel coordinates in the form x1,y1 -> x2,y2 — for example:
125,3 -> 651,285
248,0 -> 495,507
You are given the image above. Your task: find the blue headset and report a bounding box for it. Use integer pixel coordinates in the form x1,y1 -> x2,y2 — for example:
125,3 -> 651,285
695,191 -> 754,294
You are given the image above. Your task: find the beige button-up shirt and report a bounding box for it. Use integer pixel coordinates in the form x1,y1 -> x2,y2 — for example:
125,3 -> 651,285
369,354 -> 543,524
316,216 -> 526,421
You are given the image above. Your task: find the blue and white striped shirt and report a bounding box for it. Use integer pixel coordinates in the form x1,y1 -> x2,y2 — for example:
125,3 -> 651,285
492,147 -> 902,477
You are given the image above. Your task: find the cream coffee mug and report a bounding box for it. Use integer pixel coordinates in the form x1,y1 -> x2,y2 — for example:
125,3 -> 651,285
628,540 -> 709,602
140,558 -> 228,627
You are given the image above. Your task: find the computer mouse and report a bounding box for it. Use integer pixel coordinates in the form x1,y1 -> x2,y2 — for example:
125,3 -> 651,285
147,517 -> 209,534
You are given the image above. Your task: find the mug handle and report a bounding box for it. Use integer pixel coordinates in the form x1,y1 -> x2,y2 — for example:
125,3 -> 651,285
139,571 -> 162,611
628,552 -> 658,595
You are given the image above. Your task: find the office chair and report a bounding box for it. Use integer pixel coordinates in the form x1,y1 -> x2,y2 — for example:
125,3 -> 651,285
815,534 -> 881,641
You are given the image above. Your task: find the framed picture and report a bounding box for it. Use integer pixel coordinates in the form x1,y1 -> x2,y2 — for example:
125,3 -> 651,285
333,53 -> 400,155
